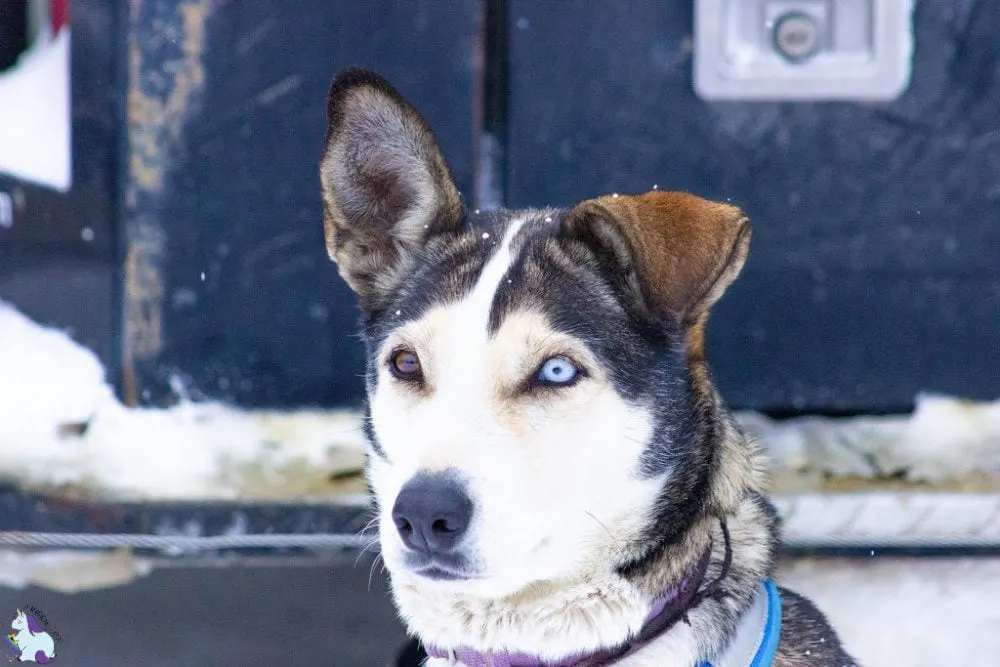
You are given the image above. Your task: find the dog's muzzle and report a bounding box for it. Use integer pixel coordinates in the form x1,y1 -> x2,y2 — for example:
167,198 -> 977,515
391,471 -> 474,573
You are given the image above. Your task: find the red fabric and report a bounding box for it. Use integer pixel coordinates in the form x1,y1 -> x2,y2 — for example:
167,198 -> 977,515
51,0 -> 69,34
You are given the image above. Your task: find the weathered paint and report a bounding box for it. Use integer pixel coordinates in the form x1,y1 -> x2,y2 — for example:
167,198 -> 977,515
122,0 -> 212,404
124,1 -> 480,408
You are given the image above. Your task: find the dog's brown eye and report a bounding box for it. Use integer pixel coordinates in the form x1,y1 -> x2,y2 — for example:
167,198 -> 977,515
390,349 -> 422,379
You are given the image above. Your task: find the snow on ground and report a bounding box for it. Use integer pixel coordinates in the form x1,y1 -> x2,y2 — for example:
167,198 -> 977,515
0,27 -> 71,192
778,556 -> 1000,667
738,397 -> 1000,482
0,549 -> 150,594
0,300 -> 366,500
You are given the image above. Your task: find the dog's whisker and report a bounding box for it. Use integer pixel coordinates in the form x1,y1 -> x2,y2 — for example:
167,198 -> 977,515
358,514 -> 381,534
354,536 -> 382,567
367,553 -> 385,592
584,510 -> 617,542
352,512 -> 383,567
328,424 -> 366,434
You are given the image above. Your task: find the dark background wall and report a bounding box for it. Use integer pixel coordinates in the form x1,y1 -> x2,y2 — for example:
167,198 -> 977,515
0,2 -> 30,71
1,0 -> 998,414
0,556 -> 408,666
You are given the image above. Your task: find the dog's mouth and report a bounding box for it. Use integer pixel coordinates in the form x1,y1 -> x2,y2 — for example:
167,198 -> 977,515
413,564 -> 476,581
402,552 -> 479,582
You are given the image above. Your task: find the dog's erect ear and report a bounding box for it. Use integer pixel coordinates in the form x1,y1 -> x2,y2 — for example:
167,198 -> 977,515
320,68 -> 463,305
563,191 -> 750,327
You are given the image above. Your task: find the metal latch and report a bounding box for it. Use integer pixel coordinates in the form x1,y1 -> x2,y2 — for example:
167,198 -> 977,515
694,0 -> 914,101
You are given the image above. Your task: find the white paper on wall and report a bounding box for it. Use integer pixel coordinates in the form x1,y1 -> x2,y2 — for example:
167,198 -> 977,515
0,25 -> 71,192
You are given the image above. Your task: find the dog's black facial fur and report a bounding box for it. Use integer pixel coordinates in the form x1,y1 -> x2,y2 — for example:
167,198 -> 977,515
616,374 -> 725,578
359,209 -> 510,380
361,403 -> 388,461
362,209 -> 513,327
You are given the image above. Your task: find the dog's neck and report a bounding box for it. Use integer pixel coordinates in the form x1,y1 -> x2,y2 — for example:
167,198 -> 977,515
392,492 -> 776,666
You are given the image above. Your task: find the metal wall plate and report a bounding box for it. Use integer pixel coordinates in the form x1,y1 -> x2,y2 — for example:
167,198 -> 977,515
694,0 -> 914,101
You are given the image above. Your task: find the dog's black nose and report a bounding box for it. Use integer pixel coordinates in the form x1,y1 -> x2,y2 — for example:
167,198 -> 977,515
392,473 -> 473,556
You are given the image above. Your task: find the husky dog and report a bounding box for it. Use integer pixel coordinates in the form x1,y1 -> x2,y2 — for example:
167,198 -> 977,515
320,68 -> 858,667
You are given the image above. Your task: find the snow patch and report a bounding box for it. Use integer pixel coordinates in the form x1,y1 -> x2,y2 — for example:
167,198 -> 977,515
737,395 -> 1000,481
0,300 -> 113,444
900,395 -> 1000,480
778,557 -> 1000,667
0,300 -> 366,500
0,549 -> 151,593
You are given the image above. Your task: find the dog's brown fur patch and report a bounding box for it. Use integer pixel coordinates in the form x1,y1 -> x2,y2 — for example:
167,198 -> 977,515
565,191 -> 750,326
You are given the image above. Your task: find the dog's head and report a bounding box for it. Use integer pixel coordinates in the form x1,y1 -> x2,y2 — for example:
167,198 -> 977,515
321,69 -> 754,602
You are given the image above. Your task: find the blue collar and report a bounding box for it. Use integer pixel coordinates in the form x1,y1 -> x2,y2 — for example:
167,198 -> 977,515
698,579 -> 781,667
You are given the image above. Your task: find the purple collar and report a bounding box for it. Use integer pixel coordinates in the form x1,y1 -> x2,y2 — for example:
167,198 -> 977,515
424,544 -> 719,667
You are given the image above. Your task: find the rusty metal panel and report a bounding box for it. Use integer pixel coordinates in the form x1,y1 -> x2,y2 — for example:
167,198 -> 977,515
121,0 -> 481,407
122,0 -> 211,403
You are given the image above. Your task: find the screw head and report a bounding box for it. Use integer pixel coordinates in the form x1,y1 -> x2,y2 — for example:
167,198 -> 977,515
772,11 -> 822,63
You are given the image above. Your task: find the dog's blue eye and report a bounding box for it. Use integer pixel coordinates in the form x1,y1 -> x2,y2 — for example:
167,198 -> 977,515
536,356 -> 579,385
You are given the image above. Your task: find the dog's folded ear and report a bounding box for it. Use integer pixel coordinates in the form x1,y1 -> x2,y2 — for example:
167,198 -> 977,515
320,68 -> 463,306
563,191 -> 750,328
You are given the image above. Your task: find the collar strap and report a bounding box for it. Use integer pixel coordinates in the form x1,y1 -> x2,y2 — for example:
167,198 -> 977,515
425,526 -> 729,667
